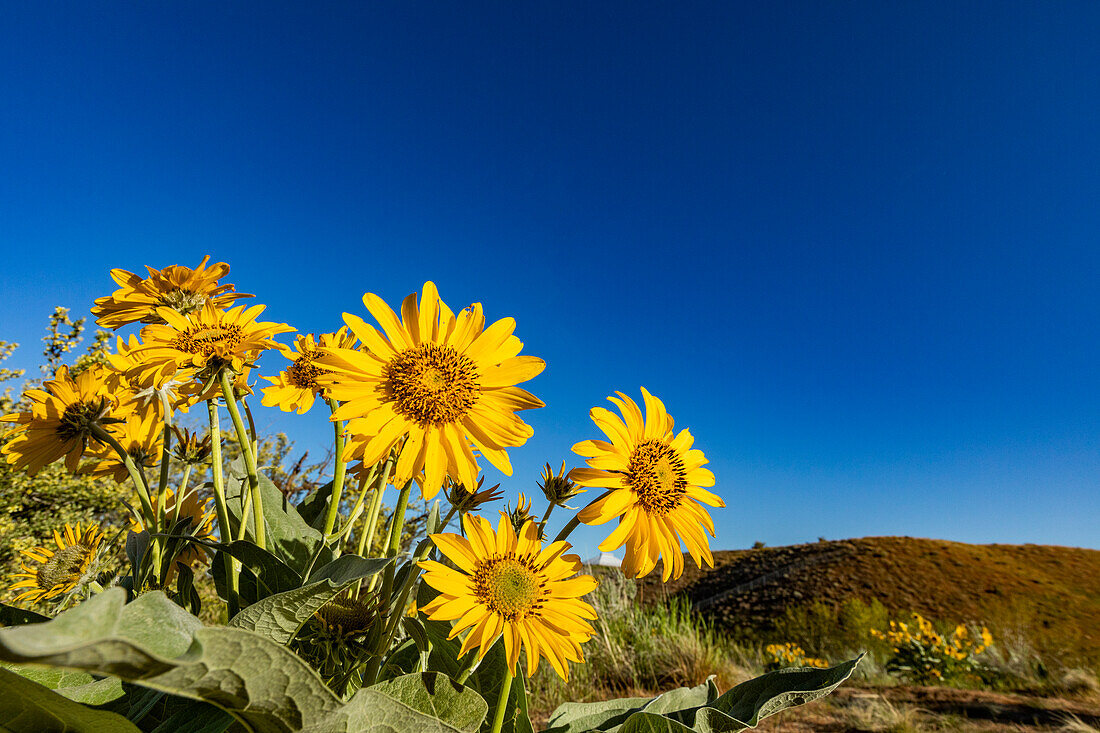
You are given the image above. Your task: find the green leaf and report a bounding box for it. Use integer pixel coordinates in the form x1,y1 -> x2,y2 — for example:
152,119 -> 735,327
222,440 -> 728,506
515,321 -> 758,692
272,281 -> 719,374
640,678 -> 718,716
2,663 -> 125,705
705,657 -> 863,729
209,539 -> 303,605
544,695 -> 653,733
0,589 -> 489,733
0,602 -> 49,627
230,554 -> 393,644
296,479 -> 335,531
366,672 -> 488,733
226,457 -> 327,572
0,667 -> 140,733
545,658 -> 862,733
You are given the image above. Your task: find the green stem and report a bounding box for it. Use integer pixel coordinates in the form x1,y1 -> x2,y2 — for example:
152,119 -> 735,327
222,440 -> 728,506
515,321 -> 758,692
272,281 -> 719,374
363,477 -> 414,687
359,458 -> 393,557
376,506 -> 458,656
320,398 -> 348,547
92,425 -> 155,522
385,479 -> 414,558
220,370 -> 265,550
489,667 -> 515,733
357,458 -> 392,595
538,501 -> 556,538
91,424 -> 162,583
156,406 -> 173,534
206,399 -> 239,616
552,490 -> 611,544
174,464 -> 193,528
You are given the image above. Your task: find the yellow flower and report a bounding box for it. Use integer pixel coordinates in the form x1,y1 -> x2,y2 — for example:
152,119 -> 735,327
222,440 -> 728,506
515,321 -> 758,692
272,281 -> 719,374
261,329 -> 357,414
8,523 -> 103,604
131,488 -> 215,570
129,302 -> 293,386
1,365 -> 132,476
318,282 -> 545,498
82,411 -> 163,483
105,335 -> 195,417
91,255 -> 253,329
420,514 -> 597,680
571,388 -> 722,581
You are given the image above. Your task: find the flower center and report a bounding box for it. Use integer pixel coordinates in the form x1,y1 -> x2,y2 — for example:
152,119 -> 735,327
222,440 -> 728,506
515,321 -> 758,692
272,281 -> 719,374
58,399 -> 106,441
385,344 -> 479,425
627,440 -> 688,514
147,288 -> 209,322
37,545 -> 90,590
474,556 -> 543,620
317,594 -> 378,636
171,324 -> 244,357
288,350 -> 326,390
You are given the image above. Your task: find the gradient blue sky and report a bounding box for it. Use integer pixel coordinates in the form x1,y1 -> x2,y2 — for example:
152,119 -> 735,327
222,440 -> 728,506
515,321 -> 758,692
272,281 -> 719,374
2,3 -> 1099,556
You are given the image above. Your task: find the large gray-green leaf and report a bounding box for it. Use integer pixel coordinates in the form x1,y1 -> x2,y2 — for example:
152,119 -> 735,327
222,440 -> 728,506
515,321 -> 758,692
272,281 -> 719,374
703,656 -> 862,729
0,667 -> 140,733
543,695 -> 653,733
545,657 -> 862,733
0,589 -> 488,732
3,663 -> 125,704
230,555 -> 393,644
366,673 -> 487,733
226,457 -> 326,572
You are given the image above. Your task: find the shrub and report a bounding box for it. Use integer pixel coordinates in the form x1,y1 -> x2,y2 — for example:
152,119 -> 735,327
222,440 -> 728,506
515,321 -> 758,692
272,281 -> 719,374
871,613 -> 992,685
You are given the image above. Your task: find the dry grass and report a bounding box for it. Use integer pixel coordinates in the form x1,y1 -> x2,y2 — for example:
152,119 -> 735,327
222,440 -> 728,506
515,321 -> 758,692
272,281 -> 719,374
1058,714 -> 1100,733
835,695 -> 933,733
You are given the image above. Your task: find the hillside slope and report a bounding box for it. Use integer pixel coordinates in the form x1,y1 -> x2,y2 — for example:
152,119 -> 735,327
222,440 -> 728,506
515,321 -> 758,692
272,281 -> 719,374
636,537 -> 1100,664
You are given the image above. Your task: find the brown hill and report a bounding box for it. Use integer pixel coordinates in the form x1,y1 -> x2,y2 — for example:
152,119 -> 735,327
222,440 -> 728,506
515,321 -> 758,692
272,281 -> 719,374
636,537 -> 1100,665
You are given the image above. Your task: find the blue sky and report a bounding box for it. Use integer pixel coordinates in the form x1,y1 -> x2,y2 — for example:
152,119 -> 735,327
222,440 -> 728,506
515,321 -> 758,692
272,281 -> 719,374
2,3 -> 1099,555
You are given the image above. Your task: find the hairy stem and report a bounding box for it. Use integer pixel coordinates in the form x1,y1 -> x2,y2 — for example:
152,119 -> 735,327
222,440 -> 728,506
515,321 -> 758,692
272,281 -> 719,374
91,424 -> 161,582
220,370 -> 265,550
206,399 -> 239,616
320,398 -> 348,547
489,667 -> 515,733
552,490 -> 611,544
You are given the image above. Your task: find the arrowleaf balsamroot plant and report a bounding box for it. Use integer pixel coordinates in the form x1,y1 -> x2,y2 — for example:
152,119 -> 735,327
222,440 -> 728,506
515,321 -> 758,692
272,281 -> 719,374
0,257 -> 861,733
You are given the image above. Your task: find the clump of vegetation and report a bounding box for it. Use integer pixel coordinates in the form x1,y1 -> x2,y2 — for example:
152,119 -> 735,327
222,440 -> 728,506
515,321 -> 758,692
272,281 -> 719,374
764,642 -> 828,671
871,613 -> 992,685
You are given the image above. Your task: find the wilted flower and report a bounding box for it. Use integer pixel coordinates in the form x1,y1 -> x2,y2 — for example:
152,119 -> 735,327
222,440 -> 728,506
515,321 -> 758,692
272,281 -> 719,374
91,256 -> 253,328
